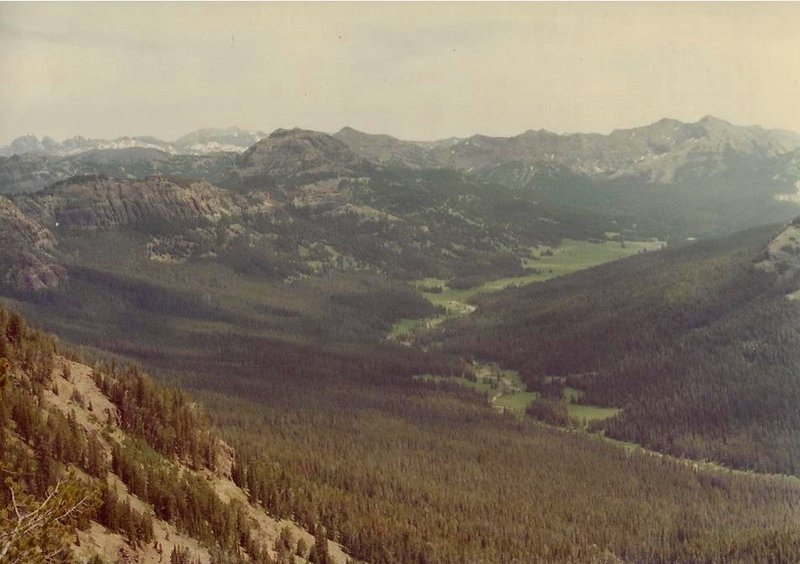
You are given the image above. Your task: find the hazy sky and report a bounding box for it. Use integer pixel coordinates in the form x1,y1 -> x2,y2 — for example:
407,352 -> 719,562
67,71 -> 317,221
2,2 -> 800,144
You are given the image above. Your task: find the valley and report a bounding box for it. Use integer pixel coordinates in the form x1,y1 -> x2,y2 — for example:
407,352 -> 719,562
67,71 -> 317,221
390,237 -> 665,341
3,117 -> 800,563
7,3 -> 800,562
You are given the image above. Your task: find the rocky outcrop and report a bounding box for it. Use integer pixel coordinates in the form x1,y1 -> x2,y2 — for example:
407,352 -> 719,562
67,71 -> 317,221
0,196 -> 66,291
4,175 -> 278,279
16,175 -> 266,230
755,220 -> 800,292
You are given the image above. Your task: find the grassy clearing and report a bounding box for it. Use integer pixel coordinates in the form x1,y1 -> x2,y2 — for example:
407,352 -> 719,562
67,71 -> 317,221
563,387 -> 585,402
564,386 -> 620,427
391,239 -> 666,340
399,239 -> 664,341
494,392 -> 539,416
390,318 -> 427,338
416,363 -> 537,418
567,404 -> 621,424
441,238 -> 665,303
522,238 -> 665,279
596,435 -> 642,455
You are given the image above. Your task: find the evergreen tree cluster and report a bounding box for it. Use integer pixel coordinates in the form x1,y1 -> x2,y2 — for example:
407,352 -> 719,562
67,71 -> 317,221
94,364 -> 218,470
0,304 -> 333,562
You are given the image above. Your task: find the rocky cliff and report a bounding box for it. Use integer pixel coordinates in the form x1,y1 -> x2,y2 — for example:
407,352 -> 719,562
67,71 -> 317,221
16,175 -> 262,230
0,196 -> 66,291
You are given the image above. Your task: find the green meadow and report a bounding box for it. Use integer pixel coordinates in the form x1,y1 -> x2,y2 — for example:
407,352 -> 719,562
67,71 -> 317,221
390,238 -> 664,340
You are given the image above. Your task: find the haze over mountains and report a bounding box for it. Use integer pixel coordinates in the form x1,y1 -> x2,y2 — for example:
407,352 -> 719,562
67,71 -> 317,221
6,114 -> 800,561
6,115 -> 800,176
2,115 -> 800,294
4,116 -> 800,215
0,127 -> 270,157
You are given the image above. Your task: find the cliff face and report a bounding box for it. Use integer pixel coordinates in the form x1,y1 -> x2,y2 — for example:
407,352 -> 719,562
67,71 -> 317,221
16,175 -> 250,230
2,175 -> 282,290
0,196 -> 66,291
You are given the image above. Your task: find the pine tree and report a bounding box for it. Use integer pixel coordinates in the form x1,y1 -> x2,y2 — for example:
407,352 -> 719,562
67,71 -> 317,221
5,313 -> 24,345
310,525 -> 331,564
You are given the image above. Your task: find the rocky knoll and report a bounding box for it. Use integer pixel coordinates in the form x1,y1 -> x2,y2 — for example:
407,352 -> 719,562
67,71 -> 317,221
232,128 -> 364,190
16,174 -> 264,230
0,196 -> 66,291
755,218 -> 800,291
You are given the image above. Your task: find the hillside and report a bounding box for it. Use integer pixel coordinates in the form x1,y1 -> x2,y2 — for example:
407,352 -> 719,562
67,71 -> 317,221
436,222 -> 800,474
4,215 -> 800,562
1,156 -> 611,294
0,152 -> 238,195
0,305 -> 350,563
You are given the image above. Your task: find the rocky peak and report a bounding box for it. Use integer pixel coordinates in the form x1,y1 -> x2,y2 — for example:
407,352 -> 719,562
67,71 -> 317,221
235,128 -> 362,188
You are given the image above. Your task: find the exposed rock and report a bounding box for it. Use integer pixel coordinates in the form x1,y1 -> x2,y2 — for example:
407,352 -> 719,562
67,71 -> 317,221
174,127 -> 268,153
288,179 -> 348,209
233,128 -> 364,189
755,221 -> 800,292
17,174 -> 271,230
0,196 -> 66,291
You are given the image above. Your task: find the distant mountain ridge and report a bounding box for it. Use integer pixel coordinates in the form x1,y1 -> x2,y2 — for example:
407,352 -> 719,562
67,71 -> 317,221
6,116 -> 800,186
0,127 -> 269,157
2,115 -> 800,257
334,115 -> 800,180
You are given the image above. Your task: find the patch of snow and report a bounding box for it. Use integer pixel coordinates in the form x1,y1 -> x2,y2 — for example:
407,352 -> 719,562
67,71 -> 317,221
94,138 -> 177,154
775,180 -> 800,205
187,142 -> 245,153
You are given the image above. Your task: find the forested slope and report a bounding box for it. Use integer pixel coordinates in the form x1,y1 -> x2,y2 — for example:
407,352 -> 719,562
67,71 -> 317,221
0,306 -> 348,563
6,290 -> 800,561
439,223 -> 800,474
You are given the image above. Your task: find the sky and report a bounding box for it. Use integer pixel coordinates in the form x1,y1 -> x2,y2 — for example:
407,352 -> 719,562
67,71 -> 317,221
1,2 -> 800,144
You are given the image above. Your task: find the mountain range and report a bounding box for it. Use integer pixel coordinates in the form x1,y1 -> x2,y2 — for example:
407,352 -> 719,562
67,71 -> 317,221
1,116 -> 799,294
2,116 -> 799,234
0,127 -> 270,157
6,115 -> 800,561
